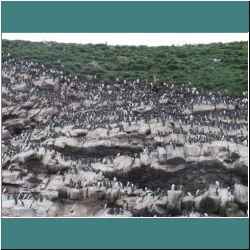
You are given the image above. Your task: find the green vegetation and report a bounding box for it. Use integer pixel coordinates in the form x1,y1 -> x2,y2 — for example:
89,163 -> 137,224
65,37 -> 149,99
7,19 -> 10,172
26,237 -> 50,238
2,39 -> 248,95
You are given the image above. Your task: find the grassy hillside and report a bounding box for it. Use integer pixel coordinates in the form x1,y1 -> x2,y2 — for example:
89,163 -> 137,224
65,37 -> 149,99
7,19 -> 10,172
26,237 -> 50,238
2,39 -> 248,95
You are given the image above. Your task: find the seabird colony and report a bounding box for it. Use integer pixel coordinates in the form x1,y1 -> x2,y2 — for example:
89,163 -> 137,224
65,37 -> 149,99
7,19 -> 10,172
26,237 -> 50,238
1,58 -> 248,217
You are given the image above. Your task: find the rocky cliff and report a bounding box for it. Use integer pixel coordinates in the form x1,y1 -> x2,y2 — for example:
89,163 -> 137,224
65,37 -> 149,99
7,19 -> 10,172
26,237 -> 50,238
1,59 -> 248,217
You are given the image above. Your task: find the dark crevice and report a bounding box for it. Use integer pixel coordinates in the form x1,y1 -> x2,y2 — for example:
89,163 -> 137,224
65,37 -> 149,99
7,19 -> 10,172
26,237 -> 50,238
104,164 -> 247,194
2,114 -> 19,123
53,145 -> 143,158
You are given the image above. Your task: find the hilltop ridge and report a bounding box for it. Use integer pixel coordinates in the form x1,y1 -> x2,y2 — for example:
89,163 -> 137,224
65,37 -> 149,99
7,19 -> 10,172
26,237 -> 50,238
2,40 -> 248,95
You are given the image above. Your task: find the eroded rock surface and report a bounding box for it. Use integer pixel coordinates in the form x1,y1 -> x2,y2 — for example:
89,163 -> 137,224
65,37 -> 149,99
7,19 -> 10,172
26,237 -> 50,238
1,58 -> 248,217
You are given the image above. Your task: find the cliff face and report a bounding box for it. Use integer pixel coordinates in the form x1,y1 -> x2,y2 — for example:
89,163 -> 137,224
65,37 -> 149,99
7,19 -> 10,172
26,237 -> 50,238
1,59 -> 248,217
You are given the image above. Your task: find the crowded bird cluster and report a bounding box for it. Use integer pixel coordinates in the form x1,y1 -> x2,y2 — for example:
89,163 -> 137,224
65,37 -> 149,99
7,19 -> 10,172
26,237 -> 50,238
2,58 -> 248,217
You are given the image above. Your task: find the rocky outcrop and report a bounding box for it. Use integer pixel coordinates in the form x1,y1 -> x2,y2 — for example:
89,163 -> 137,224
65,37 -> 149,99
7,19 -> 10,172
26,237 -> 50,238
1,60 -> 248,217
167,190 -> 184,214
233,184 -> 248,205
2,129 -> 12,140
14,82 -> 29,92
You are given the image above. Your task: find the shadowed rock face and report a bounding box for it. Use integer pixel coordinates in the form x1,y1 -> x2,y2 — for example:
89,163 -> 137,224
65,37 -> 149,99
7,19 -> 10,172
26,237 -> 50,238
1,58 -> 248,217
110,164 -> 244,194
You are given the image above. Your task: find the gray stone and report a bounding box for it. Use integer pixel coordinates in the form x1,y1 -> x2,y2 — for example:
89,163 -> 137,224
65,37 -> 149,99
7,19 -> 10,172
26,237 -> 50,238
181,195 -> 195,210
2,129 -> 12,139
167,190 -> 184,214
233,184 -> 248,205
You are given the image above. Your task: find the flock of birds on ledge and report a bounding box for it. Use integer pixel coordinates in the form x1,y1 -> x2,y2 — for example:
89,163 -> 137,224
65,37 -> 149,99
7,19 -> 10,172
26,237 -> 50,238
1,57 -> 248,217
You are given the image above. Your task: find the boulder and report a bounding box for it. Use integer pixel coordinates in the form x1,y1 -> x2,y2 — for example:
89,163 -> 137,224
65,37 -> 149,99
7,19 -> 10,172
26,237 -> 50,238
219,188 -> 234,214
67,188 -> 82,200
123,122 -> 151,135
22,101 -> 36,109
113,155 -> 133,172
2,170 -> 25,186
3,118 -> 33,133
140,152 -> 151,167
46,175 -> 64,191
69,129 -> 88,137
42,190 -> 59,200
31,130 -> 48,141
14,82 -> 29,92
106,188 -> 120,203
200,190 -> 221,213
133,195 -> 155,215
12,150 -> 38,163
32,107 -> 58,122
167,190 -> 184,214
2,87 -> 9,97
184,143 -> 202,162
158,147 -> 167,163
154,196 -> 168,215
226,202 -> 246,217
233,184 -> 248,205
132,105 -> 153,113
181,195 -> 195,210
34,77 -> 59,91
54,137 -> 81,150
2,129 -> 12,139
